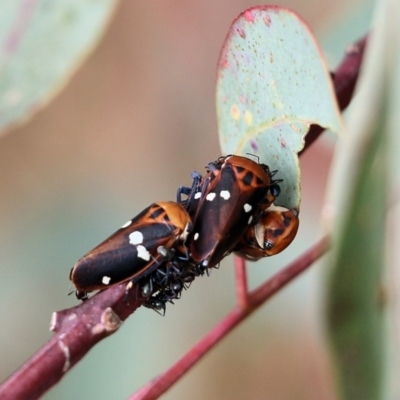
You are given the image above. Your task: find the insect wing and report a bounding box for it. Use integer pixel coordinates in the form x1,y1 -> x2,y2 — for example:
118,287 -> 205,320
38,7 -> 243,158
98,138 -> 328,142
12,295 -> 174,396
71,203 -> 179,292
190,162 -> 269,267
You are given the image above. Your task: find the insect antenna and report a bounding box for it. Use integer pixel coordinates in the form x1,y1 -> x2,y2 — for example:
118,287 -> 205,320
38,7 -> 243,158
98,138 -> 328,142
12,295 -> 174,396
245,152 -> 260,163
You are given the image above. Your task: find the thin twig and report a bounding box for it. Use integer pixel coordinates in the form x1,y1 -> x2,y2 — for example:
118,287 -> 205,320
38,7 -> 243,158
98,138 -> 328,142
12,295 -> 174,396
234,255 -> 249,308
300,35 -> 368,155
130,236 -> 330,400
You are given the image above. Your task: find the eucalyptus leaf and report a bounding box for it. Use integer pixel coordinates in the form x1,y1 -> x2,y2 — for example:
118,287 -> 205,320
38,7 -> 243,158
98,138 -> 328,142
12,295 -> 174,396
216,6 -> 342,209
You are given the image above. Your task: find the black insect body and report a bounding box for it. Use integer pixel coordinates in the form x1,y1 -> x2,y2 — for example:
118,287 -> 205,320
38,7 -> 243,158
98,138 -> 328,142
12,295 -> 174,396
180,155 -> 281,269
142,259 -> 204,312
69,201 -> 192,300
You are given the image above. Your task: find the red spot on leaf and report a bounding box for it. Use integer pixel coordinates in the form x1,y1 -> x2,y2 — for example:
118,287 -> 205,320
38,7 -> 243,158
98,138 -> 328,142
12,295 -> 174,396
236,27 -> 246,39
263,15 -> 272,27
250,140 -> 259,151
244,10 -> 255,23
219,51 -> 230,69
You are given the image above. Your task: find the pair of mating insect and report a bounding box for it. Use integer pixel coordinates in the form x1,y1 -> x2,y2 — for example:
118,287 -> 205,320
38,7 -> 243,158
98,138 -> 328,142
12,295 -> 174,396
69,155 -> 299,312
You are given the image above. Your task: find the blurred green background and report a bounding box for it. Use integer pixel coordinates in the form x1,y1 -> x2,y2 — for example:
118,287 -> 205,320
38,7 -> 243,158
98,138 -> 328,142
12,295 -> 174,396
0,1 -> 374,399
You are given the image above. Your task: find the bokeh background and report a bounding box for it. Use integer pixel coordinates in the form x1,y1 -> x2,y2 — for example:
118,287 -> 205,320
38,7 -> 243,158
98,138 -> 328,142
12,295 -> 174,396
0,1 -> 374,398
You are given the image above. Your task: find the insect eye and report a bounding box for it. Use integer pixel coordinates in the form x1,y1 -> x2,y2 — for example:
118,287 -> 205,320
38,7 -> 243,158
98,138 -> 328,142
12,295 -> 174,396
264,240 -> 274,250
141,282 -> 153,297
270,184 -> 281,198
170,282 -> 182,292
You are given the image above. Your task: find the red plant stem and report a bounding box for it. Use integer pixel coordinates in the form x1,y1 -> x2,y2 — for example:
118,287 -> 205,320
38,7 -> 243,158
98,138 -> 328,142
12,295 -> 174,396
300,35 -> 368,155
0,283 -> 144,400
130,236 -> 330,400
234,255 -> 249,308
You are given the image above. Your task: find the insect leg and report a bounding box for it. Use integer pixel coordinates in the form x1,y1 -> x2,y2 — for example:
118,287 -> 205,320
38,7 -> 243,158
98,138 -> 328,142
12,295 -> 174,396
176,171 -> 202,203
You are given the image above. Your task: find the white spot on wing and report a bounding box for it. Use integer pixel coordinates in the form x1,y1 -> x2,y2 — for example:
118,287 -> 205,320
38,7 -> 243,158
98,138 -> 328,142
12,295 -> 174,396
121,220 -> 132,228
244,203 -> 252,213
220,190 -> 230,200
129,231 -> 143,245
137,245 -> 150,261
194,232 -> 199,241
248,215 -> 253,224
194,192 -> 202,199
206,192 -> 216,201
102,276 -> 111,285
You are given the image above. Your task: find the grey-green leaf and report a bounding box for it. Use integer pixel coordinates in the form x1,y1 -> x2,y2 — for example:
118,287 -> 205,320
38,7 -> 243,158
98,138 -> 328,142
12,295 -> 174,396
216,6 -> 342,209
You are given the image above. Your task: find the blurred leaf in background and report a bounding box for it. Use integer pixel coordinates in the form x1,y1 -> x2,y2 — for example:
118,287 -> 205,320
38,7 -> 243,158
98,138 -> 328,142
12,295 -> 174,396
324,1 -> 400,399
0,0 -> 118,134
